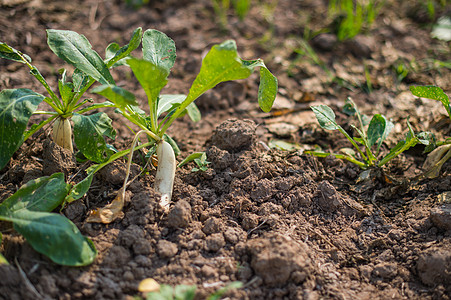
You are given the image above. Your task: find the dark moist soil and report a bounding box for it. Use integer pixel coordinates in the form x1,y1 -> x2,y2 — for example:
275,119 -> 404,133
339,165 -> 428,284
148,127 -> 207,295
1,0 -> 451,299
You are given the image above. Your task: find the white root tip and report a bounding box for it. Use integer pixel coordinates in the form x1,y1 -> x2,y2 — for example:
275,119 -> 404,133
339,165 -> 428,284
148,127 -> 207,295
154,140 -> 176,211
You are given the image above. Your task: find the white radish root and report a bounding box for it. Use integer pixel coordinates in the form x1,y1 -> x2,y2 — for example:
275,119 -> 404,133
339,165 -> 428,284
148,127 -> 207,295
154,140 -> 176,212
52,116 -> 73,152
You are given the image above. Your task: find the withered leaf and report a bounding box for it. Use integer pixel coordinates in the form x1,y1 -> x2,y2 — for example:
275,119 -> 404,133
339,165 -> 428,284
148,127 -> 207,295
86,189 -> 128,224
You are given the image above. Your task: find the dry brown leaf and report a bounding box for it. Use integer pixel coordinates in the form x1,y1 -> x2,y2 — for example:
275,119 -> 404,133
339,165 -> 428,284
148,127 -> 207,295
86,189 -> 128,224
422,144 -> 451,179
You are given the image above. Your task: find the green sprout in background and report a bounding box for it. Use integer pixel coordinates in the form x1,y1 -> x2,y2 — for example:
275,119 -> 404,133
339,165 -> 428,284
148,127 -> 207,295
307,97 -> 434,170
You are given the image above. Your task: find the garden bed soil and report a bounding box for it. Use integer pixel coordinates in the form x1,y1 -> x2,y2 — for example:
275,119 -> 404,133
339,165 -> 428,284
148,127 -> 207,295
1,0 -> 450,299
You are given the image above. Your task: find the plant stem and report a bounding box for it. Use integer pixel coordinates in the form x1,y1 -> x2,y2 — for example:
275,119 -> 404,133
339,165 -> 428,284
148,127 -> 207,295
23,114 -> 58,141
333,154 -> 368,169
377,141 -> 412,167
337,126 -> 370,166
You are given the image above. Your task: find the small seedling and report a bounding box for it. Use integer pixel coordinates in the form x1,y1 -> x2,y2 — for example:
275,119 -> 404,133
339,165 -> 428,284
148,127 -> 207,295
328,0 -> 384,41
137,279 -> 242,300
307,97 -> 434,169
192,152 -> 211,172
178,152 -> 211,172
211,0 -> 251,30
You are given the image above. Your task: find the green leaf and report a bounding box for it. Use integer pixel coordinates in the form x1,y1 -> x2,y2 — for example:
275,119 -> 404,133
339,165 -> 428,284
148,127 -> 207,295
173,284 -> 196,300
65,171 -> 94,203
0,42 -> 31,63
128,58 -> 169,120
207,281 -> 243,300
142,29 -> 176,73
47,29 -> 114,85
160,40 -> 277,134
72,69 -> 91,93
163,134 -> 181,157
378,119 -> 420,167
0,173 -> 93,266
178,152 -> 204,168
186,102 -> 201,122
105,27 -> 143,68
187,41 -> 276,111
0,173 -> 69,215
258,66 -> 278,112
58,70 -> 75,106
10,211 -> 97,266
268,139 -> 301,151
311,105 -> 339,130
367,114 -> 393,152
343,97 -> 356,116
157,95 -> 201,122
157,94 -> 186,117
410,85 -> 450,118
417,131 -> 436,146
91,84 -> 138,109
0,89 -> 45,170
72,112 -> 116,163
431,16 -> 451,42
76,101 -> 116,114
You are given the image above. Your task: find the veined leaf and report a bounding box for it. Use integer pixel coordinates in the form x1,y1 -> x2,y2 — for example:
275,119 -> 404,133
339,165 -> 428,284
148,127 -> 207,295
186,40 -> 277,112
72,112 -> 116,163
128,58 -> 169,120
311,105 -> 340,130
72,69 -> 91,93
0,42 -> 31,63
8,211 -> 96,266
0,173 -> 93,266
58,70 -> 75,106
410,85 -> 450,118
0,89 -> 45,170
91,84 -> 138,109
367,114 -> 394,153
157,94 -> 186,117
186,102 -> 201,122
178,152 -> 204,168
65,171 -> 94,203
258,66 -> 278,112
0,173 -> 69,216
105,27 -> 143,68
142,29 -> 176,73
47,30 -> 114,85
157,94 -> 201,122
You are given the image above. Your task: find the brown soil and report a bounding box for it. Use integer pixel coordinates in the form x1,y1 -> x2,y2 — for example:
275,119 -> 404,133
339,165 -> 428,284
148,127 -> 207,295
1,0 -> 451,299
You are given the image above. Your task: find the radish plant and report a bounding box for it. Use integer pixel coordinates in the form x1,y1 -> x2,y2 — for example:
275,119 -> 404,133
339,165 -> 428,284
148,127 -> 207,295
0,28 -> 143,169
307,97 -> 434,169
82,29 -> 278,211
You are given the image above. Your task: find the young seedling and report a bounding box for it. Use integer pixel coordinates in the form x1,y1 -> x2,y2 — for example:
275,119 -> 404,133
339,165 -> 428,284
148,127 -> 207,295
307,97 -> 434,170
410,85 -> 450,178
211,0 -> 251,30
137,278 -> 242,300
0,28 -> 143,169
328,0 -> 384,41
64,29 -> 276,212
